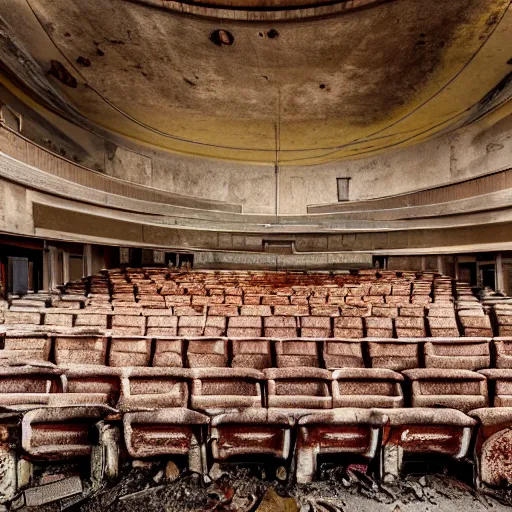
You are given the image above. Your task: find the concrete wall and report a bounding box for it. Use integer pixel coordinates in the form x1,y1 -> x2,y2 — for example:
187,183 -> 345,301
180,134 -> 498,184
279,113 -> 512,213
1,87 -> 512,215
0,180 -> 33,234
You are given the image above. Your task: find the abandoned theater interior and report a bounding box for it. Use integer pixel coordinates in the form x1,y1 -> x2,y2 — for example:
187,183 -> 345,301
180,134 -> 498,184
1,0 -> 512,510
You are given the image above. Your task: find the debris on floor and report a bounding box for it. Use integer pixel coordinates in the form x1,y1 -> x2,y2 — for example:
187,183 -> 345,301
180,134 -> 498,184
53,463 -> 512,512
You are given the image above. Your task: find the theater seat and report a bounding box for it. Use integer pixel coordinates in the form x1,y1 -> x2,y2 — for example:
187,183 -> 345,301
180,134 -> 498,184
275,339 -> 319,368
459,316 -> 493,337
109,337 -> 152,367
145,315 -> 178,336
323,339 -> 364,369
0,365 -> 63,408
365,317 -> 393,338
123,408 -> 209,475
22,405 -> 115,459
333,317 -> 364,338
111,314 -> 146,336
378,408 -> 476,482
395,317 -> 426,337
118,367 -> 190,411
55,336 -> 108,366
231,339 -> 272,369
478,369 -> 512,407
61,366 -> 122,407
493,339 -> 512,369
190,368 -> 264,411
264,368 -> 332,409
424,339 -> 490,370
187,339 -> 229,368
1,335 -> 51,364
368,339 -> 420,371
332,368 -> 404,408
468,408 -> 512,489
152,338 -> 184,367
209,409 -> 295,477
296,408 -> 387,483
403,369 -> 488,412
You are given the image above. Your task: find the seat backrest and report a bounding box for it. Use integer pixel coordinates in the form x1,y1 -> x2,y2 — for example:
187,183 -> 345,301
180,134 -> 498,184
275,340 -> 319,368
55,336 -> 108,366
231,339 -> 271,369
109,337 -> 152,367
404,368 -> 488,412
190,368 -> 264,410
187,339 -> 228,368
264,368 -> 332,409
119,367 -> 191,410
332,368 -> 404,408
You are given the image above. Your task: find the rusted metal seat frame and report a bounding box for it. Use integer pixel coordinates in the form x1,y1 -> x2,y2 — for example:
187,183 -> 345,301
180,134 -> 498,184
208,409 -> 295,477
295,408 -> 388,483
123,408 -> 209,475
377,407 -> 477,482
469,407 -> 512,490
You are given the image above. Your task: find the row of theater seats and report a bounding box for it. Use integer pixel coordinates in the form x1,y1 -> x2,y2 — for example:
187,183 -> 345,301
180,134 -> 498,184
1,364 -> 512,495
3,334 -> 512,371
1,307 -> 496,338
2,365 -> 509,411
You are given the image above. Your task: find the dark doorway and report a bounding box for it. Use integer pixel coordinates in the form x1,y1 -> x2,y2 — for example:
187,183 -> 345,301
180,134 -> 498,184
479,264 -> 496,290
458,262 -> 477,286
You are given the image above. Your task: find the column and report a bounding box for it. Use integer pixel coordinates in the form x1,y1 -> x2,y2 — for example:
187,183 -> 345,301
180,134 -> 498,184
496,252 -> 504,292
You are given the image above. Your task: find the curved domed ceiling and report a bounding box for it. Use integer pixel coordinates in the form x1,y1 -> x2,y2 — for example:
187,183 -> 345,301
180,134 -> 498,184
0,0 -> 511,164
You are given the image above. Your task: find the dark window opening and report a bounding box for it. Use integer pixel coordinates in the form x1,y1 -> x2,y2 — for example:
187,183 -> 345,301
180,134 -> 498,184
337,178 -> 350,201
